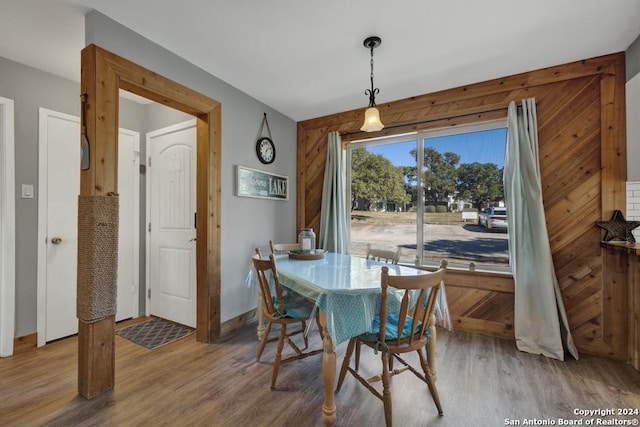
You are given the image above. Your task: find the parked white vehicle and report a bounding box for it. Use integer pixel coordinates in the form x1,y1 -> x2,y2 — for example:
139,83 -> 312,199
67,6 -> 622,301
478,207 -> 507,230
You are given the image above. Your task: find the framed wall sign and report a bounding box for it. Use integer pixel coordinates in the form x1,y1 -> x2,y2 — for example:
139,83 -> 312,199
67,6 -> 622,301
236,165 -> 289,201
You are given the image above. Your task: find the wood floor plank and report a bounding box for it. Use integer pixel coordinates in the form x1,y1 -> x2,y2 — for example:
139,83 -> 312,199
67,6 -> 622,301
1,319 -> 639,427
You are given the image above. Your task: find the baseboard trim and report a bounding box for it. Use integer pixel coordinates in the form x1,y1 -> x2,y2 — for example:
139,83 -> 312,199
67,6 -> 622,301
13,332 -> 37,355
220,309 -> 257,337
11,312 -> 257,352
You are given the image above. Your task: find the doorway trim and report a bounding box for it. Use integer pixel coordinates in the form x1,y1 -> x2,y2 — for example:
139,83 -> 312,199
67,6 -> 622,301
0,96 -> 15,357
79,45 -> 221,398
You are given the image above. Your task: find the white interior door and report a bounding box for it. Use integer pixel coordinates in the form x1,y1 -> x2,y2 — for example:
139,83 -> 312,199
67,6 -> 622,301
37,108 -> 140,345
0,97 -> 15,357
116,129 -> 140,322
38,109 -> 79,343
146,119 -> 197,328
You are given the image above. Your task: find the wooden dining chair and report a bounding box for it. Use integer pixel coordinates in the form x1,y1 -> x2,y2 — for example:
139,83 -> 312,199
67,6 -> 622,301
251,252 -> 322,389
269,240 -> 300,255
365,243 -> 400,264
336,260 -> 448,427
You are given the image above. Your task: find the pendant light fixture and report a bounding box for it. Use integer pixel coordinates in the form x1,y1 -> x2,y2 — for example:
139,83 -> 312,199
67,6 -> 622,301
360,36 -> 384,132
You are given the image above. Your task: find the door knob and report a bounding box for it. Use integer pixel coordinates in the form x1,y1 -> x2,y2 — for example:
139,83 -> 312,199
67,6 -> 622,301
50,237 -> 62,245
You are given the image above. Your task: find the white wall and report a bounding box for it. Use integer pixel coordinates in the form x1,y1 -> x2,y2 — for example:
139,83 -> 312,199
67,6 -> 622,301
626,34 -> 640,85
85,11 -> 298,323
626,71 -> 640,241
627,182 -> 640,242
627,35 -> 640,182
627,73 -> 640,183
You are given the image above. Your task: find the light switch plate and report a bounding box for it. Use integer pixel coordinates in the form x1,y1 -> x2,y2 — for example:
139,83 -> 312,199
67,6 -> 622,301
21,184 -> 34,199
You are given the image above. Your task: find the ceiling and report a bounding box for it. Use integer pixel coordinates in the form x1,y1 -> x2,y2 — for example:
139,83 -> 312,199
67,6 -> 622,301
1,0 -> 640,122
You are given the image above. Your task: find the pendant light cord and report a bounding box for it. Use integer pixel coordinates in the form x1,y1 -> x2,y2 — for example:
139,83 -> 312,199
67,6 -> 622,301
365,43 -> 379,107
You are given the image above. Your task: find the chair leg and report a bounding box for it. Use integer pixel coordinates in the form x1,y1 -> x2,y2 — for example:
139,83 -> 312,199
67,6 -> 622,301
315,314 -> 325,340
336,338 -> 356,392
381,351 -> 393,427
355,339 -> 361,371
301,320 -> 309,350
418,348 -> 443,415
271,323 -> 287,390
257,291 -> 265,340
427,323 -> 438,381
256,321 -> 272,362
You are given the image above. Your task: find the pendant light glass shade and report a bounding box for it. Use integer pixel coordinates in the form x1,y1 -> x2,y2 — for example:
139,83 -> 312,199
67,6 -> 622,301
360,107 -> 384,132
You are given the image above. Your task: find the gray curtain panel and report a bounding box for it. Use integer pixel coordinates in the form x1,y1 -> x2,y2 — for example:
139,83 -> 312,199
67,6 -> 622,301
319,131 -> 350,254
504,98 -> 578,361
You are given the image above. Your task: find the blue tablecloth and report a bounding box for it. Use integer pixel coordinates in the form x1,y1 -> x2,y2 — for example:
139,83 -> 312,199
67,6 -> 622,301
275,253 -> 429,346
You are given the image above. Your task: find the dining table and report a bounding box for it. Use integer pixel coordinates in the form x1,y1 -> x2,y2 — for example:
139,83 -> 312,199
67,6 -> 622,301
273,252 -> 433,426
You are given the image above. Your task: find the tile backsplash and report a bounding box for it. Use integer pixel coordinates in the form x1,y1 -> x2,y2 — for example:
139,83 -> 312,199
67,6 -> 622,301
628,181 -> 640,241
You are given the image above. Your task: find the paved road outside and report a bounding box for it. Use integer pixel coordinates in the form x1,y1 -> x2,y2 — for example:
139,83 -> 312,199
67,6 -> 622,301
350,220 -> 510,271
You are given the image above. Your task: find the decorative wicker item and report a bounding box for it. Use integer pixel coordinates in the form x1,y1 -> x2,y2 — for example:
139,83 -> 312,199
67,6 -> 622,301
596,210 -> 640,243
77,194 -> 119,322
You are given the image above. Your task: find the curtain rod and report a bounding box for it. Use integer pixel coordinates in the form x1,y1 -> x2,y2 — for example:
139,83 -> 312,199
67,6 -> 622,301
341,104 -> 524,137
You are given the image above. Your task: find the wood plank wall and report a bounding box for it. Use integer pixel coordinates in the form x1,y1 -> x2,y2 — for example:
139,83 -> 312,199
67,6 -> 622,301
297,53 -> 628,360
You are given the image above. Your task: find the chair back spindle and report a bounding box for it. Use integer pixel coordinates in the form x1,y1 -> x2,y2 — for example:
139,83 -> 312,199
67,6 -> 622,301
269,240 -> 300,255
251,250 -> 322,389
252,253 -> 287,317
366,244 -> 400,264
381,260 -> 447,347
337,259 -> 448,426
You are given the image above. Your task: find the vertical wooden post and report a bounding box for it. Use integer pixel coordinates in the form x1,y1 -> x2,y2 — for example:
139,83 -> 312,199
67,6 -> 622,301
77,316 -> 115,397
600,60 -> 628,360
78,45 -> 119,398
627,243 -> 640,371
629,247 -> 640,371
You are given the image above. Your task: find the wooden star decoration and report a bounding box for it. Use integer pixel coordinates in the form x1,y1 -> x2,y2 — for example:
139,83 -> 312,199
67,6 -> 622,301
596,210 -> 640,243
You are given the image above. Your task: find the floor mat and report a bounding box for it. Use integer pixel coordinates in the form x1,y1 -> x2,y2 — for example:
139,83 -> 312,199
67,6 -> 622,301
116,318 -> 195,349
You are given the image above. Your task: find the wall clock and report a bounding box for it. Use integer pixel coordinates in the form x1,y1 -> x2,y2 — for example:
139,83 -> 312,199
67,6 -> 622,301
256,136 -> 275,164
255,113 -> 276,164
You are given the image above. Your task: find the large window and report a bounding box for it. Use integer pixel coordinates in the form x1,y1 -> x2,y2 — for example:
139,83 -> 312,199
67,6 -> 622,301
347,121 -> 510,272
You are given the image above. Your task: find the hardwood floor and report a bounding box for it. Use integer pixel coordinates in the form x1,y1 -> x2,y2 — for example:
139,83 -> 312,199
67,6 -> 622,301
1,319 -> 639,427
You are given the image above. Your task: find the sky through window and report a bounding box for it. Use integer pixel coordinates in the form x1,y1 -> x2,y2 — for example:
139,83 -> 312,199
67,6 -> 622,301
366,128 -> 507,168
